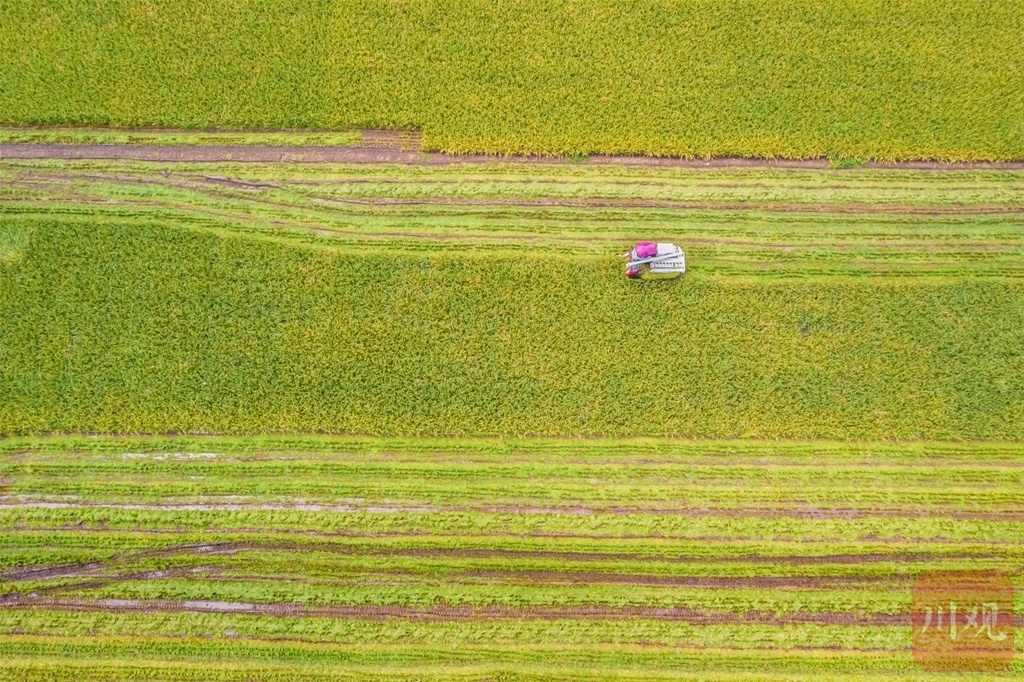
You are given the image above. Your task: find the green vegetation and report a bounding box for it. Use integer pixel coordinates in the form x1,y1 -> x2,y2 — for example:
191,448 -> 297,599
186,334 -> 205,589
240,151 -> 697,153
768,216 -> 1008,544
2,2 -> 1022,674
1,154 -> 1022,676
2,159 -> 1023,437
0,436 -> 1022,679
0,128 -> 362,147
1,0 -> 1022,160
0,223 -> 32,262
0,642 -> 962,682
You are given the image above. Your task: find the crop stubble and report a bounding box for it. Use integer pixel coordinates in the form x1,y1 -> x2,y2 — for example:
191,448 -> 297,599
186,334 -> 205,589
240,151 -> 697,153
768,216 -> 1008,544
1,151 -> 1023,677
0,437 -> 1023,679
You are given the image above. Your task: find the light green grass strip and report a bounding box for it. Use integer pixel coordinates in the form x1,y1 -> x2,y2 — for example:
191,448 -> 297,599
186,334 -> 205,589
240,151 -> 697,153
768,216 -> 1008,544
3,437 -> 1024,514
3,160 -> 1023,275
4,638 -> 1000,681
3,508 -> 1021,542
0,611 -> 909,649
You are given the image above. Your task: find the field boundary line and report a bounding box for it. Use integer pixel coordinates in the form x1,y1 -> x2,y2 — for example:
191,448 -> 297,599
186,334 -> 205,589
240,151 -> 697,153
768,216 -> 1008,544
3,143 -> 1024,169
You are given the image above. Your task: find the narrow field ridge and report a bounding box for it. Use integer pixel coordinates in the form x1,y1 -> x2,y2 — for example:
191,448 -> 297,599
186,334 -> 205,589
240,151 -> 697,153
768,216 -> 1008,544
3,143 -> 1024,168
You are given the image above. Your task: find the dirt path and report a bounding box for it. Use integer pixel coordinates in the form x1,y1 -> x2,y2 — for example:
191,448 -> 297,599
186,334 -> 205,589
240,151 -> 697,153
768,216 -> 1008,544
3,143 -> 1024,169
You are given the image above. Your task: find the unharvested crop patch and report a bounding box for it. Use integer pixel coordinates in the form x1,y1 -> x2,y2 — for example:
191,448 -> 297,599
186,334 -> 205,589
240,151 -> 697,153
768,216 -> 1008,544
0,0 -> 1022,160
1,159 -> 1023,438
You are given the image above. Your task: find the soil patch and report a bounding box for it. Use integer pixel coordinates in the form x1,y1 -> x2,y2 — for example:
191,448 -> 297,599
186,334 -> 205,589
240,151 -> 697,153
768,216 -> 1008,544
7,596 -> 917,625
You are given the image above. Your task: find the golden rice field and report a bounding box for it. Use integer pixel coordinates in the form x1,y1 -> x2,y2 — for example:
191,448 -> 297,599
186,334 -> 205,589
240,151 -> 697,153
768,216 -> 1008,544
1,152 -> 1022,678
1,0 -> 1022,160
1,159 -> 1023,438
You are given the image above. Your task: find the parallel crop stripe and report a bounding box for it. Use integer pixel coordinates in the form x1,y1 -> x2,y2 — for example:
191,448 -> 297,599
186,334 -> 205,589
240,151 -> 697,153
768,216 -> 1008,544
2,508 -> 1022,543
0,638 -> 941,668
1,438 -> 1022,678
5,435 -> 1024,463
3,162 -> 1023,266
0,610 -> 915,649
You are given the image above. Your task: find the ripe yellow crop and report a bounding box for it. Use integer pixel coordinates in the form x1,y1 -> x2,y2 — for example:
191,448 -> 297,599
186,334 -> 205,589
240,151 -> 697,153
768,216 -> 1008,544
1,214 -> 1023,438
1,0 -> 1022,160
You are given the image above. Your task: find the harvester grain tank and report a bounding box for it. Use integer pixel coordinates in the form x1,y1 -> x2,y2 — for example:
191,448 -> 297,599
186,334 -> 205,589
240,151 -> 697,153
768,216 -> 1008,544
625,242 -> 686,279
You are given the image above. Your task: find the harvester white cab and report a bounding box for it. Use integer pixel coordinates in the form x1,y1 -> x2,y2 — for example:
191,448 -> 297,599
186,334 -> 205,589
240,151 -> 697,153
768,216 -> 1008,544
625,242 -> 686,279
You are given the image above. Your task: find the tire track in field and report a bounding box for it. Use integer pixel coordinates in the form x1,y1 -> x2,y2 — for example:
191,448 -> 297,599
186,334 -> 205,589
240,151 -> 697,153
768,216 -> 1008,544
9,169 -> 1024,264
159,568 -> 914,591
0,596 -> 919,625
0,542 -> 242,583
2,539 -> 1001,584
21,596 -> 1024,629
450,570 -> 910,589
4,535 -> 1006,605
22,167 -> 1024,223
12,192 -> 1019,258
3,498 -> 1023,521
288,177 -> 1024,192
33,165 -> 1022,211
251,544 -> 1006,566
9,526 -> 1015,545
147,569 -> 915,591
310,195 -> 1024,215
0,567 -> 916,608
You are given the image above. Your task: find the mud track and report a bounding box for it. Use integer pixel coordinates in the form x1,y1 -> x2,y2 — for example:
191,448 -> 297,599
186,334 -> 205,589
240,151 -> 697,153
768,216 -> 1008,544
2,597 -> 917,625
3,143 -> 1024,169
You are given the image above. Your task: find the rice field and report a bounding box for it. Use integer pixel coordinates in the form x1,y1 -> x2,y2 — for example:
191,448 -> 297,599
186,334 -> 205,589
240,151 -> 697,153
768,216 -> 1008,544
1,154 -> 1023,678
1,0 -> 1022,160
1,159 -> 1024,437
1,6 -> 1022,682
1,435 -> 1022,680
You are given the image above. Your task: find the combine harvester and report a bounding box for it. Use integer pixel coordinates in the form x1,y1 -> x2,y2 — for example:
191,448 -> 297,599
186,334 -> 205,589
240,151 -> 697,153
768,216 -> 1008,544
625,241 -> 686,279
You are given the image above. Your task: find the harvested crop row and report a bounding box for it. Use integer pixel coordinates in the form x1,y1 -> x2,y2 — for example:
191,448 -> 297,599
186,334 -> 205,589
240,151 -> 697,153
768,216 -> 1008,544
4,160 -> 1023,277
1,1 -> 1023,161
1,437 -> 1022,679
0,635 -> 961,681
4,441 -> 1024,514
